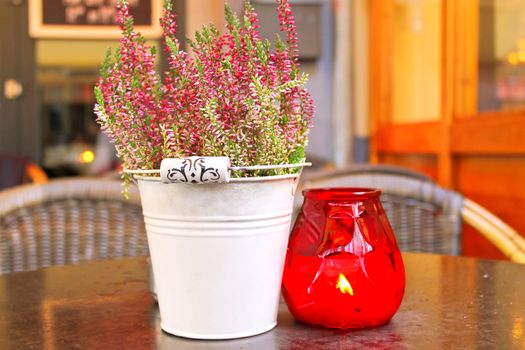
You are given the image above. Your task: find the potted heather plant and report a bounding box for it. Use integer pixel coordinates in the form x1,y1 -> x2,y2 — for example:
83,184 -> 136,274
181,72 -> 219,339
94,0 -> 314,339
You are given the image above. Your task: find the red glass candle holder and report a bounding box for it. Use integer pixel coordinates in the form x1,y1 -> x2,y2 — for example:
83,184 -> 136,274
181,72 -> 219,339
282,188 -> 405,329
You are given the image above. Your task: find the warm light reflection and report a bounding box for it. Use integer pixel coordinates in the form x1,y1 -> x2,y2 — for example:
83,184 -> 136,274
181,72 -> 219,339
80,150 -> 95,164
508,52 -> 519,65
42,295 -> 132,350
336,273 -> 354,295
519,40 -> 525,51
513,317 -> 523,340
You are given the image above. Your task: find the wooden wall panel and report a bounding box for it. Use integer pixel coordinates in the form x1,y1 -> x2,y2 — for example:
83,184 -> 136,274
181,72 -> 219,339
376,122 -> 444,154
454,156 -> 525,259
378,154 -> 438,180
453,156 -> 525,229
462,225 -> 506,260
0,1 -> 39,162
451,112 -> 525,154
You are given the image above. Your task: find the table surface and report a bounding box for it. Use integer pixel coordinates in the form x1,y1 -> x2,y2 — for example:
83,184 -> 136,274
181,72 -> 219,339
0,253 -> 524,350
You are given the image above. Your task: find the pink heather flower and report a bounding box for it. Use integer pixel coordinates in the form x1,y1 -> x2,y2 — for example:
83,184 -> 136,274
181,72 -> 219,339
94,0 -> 314,175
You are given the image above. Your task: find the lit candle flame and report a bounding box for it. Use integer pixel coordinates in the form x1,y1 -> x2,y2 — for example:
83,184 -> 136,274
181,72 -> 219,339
336,273 -> 354,296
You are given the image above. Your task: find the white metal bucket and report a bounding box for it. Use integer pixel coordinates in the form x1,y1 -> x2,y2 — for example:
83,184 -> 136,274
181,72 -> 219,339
136,174 -> 298,339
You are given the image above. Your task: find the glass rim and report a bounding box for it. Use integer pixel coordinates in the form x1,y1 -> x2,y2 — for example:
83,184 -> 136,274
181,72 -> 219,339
303,187 -> 381,199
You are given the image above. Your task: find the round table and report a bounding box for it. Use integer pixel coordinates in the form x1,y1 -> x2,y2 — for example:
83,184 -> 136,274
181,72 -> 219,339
0,253 -> 523,349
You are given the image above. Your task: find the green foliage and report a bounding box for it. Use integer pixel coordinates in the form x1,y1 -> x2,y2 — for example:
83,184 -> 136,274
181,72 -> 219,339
94,86 -> 104,108
165,36 -> 179,55
225,5 -> 242,47
289,147 -> 305,165
100,48 -> 112,78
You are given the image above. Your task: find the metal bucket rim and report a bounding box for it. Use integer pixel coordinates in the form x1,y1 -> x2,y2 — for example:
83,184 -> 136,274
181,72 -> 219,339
133,173 -> 300,184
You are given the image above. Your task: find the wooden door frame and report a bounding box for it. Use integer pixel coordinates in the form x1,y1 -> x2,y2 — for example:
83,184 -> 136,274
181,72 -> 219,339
368,0 -> 525,256
368,0 -> 480,187
369,0 -> 525,177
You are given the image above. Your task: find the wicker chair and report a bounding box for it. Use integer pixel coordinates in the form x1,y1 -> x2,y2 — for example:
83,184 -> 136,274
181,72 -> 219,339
297,164 -> 525,263
0,178 -> 148,274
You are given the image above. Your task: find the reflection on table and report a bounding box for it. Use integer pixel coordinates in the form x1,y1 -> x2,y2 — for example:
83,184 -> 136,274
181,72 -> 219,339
0,253 -> 523,349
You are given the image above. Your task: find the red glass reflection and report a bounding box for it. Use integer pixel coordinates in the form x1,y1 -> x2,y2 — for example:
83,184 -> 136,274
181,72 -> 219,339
282,188 -> 405,329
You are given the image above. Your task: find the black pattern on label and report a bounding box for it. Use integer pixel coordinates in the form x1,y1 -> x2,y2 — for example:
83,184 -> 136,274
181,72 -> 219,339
166,158 -> 221,183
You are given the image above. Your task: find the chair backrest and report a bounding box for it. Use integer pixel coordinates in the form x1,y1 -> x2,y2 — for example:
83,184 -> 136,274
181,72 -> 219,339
297,164 -> 465,255
0,178 -> 148,274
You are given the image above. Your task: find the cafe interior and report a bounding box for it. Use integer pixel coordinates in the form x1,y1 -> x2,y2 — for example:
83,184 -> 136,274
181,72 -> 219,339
0,0 -> 524,349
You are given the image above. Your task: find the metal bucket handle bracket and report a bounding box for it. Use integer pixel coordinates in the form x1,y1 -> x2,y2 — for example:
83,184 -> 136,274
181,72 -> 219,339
124,157 -> 311,184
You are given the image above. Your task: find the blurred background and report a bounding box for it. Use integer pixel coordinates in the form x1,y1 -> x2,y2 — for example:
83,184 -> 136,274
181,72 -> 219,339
1,0 -> 525,258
